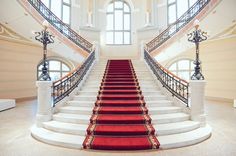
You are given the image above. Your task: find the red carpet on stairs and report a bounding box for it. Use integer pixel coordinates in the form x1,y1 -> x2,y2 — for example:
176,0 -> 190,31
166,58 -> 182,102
83,60 -> 160,150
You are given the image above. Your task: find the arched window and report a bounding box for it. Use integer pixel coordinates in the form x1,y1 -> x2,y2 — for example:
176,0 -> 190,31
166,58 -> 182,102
167,0 -> 197,24
106,0 -> 131,45
37,59 -> 72,81
41,0 -> 71,25
168,59 -> 194,81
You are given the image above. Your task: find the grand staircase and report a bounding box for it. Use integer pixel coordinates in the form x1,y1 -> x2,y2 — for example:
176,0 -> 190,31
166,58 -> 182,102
31,59 -> 211,150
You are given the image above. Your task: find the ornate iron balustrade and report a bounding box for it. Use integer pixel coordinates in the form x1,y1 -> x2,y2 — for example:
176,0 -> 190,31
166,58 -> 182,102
144,50 -> 189,106
52,51 -> 95,106
146,0 -> 210,53
28,0 -> 93,53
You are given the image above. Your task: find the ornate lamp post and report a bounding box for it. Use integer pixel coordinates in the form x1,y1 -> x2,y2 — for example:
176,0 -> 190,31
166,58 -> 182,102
35,21 -> 54,81
188,20 -> 207,80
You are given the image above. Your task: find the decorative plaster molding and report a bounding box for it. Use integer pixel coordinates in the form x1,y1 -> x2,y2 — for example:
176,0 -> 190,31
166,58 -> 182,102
0,23 -> 30,42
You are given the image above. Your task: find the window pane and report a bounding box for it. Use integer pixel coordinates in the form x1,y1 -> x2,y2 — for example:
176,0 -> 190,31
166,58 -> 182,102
107,3 -> 114,12
168,4 -> 176,24
49,60 -> 61,70
178,71 -> 190,80
115,1 -> 123,9
177,0 -> 188,18
106,32 -> 114,44
51,0 -> 62,18
62,63 -> 70,71
124,14 -> 130,30
63,0 -> 70,4
172,71 -> 177,75
124,3 -> 130,12
189,0 -> 197,6
124,32 -> 130,44
41,0 -> 49,8
114,32 -> 123,44
115,10 -> 123,30
169,63 -> 177,71
63,5 -> 70,24
38,64 -> 44,70
168,0 -> 176,4
191,61 -> 195,69
106,14 -> 114,30
62,72 -> 69,77
50,72 -> 61,81
178,60 -> 189,70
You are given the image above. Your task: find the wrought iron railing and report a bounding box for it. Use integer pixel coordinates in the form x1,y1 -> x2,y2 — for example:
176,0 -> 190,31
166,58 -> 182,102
28,0 -> 93,53
146,0 -> 210,53
144,50 -> 189,106
52,51 -> 95,106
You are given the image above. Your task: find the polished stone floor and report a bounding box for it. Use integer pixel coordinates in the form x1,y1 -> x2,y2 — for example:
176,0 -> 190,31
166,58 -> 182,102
0,99 -> 236,156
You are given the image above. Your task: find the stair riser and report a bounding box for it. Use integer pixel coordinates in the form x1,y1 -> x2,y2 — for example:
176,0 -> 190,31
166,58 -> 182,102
43,124 -> 87,136
59,109 -> 92,115
142,92 -> 162,96
53,116 -> 89,124
73,97 -> 97,101
156,124 -> 200,136
67,102 -> 95,107
149,109 -> 181,115
152,116 -> 189,124
144,96 -> 167,101
146,103 -> 173,107
78,92 -> 98,96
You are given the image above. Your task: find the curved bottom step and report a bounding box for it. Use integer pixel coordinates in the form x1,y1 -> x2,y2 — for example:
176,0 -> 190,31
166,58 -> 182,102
158,124 -> 212,149
31,124 -> 212,150
31,125 -> 85,149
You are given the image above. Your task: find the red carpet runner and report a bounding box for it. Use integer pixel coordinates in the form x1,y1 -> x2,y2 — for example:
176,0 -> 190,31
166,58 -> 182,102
83,60 -> 160,150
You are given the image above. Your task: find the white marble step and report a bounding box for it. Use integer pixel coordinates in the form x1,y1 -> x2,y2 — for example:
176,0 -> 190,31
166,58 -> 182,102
145,100 -> 173,107
140,87 -> 160,92
142,91 -> 162,96
148,106 -> 182,114
67,101 -> 95,107
31,126 -> 85,149
78,91 -> 98,96
59,106 -> 93,114
43,121 -> 87,135
73,95 -> 97,101
144,95 -> 167,101
158,125 -> 212,149
154,121 -> 200,136
151,113 -> 189,124
53,113 -> 90,124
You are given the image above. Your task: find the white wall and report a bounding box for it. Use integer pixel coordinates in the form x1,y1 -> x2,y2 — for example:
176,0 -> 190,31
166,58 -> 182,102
0,38 -> 77,100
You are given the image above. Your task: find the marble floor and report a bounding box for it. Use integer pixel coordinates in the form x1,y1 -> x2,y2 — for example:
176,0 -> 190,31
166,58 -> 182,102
0,99 -> 236,156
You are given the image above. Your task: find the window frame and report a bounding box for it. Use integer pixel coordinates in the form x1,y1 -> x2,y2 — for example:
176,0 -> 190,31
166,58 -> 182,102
106,0 -> 132,45
167,0 -> 196,25
37,59 -> 72,81
41,0 -> 71,25
168,59 -> 194,81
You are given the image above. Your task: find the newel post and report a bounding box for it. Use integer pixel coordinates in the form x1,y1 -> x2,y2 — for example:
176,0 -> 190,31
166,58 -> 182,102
189,80 -> 206,127
36,81 -> 53,127
93,41 -> 100,62
140,41 -> 145,61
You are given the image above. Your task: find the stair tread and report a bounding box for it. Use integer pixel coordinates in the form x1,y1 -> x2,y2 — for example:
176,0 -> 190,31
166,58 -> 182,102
154,121 -> 199,131
158,125 -> 211,149
44,121 -> 88,131
151,113 -> 189,119
31,126 -> 85,148
54,113 -> 90,119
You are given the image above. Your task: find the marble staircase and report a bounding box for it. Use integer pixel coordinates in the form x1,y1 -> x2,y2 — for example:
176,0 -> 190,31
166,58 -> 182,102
31,59 -> 211,150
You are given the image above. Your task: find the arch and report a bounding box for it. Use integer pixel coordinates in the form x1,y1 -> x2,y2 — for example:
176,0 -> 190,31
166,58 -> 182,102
105,0 -> 132,45
37,56 -> 75,81
167,58 -> 195,81
103,0 -> 134,12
